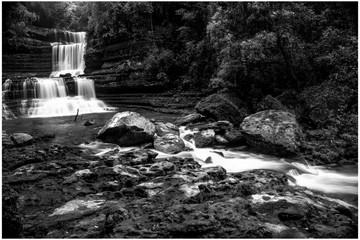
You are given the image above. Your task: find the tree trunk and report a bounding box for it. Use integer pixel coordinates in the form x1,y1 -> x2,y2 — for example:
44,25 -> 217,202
276,33 -> 300,91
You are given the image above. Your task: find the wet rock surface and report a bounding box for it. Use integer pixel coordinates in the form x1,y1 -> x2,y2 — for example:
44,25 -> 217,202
193,129 -> 215,148
153,133 -> 186,154
2,138 -> 357,238
154,122 -> 179,137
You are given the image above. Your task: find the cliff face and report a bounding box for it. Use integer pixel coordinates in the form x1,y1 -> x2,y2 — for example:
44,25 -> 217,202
2,27 -> 55,79
84,41 -> 166,94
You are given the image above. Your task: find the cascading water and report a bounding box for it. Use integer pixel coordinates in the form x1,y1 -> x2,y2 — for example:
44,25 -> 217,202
75,78 -> 96,99
79,126 -> 358,196
50,30 -> 86,77
174,127 -> 358,195
16,77 -> 110,118
2,30 -> 115,118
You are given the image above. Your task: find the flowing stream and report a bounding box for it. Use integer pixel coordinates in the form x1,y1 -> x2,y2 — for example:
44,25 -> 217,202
80,126 -> 358,196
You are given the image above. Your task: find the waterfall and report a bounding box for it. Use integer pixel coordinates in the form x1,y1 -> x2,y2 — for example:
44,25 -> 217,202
50,31 -> 86,77
2,29 -> 117,118
75,78 -> 96,99
15,77 -> 111,118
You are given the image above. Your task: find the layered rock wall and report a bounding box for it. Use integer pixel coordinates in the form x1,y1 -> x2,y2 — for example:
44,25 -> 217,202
2,27 -> 55,79
84,41 -> 162,94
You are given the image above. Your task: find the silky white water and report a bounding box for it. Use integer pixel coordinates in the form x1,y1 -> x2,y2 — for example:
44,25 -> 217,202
79,126 -> 358,195
50,31 -> 86,77
2,30 -> 115,118
18,77 -> 110,118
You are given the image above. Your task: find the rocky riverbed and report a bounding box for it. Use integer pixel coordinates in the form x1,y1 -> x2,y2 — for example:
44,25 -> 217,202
2,111 -> 358,238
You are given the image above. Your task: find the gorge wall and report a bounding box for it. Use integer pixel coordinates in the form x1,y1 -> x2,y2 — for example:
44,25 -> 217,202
3,27 -> 87,80
83,41 -> 167,94
2,27 -> 53,79
82,40 -> 204,114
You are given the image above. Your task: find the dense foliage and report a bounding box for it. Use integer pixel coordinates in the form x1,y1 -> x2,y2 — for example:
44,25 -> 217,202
3,2 -> 357,105
83,2 -> 357,99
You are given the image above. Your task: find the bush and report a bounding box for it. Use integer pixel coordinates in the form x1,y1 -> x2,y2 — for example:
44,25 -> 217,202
208,77 -> 234,93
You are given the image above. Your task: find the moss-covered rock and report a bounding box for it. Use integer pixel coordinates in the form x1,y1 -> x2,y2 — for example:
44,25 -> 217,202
240,110 -> 302,157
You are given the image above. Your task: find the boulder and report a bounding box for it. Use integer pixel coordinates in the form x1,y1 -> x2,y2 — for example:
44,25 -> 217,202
155,122 -> 179,137
195,93 -> 248,125
194,129 -> 215,148
97,111 -> 156,146
240,110 -> 302,156
154,133 -> 186,154
11,133 -> 33,146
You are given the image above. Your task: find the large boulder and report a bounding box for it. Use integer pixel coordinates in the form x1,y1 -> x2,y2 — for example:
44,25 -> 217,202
11,133 -> 33,146
195,93 -> 248,125
240,110 -> 302,156
97,111 -> 156,146
154,133 -> 186,154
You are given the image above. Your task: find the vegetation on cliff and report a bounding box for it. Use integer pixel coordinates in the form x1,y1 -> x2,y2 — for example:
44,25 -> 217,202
3,2 -> 357,97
